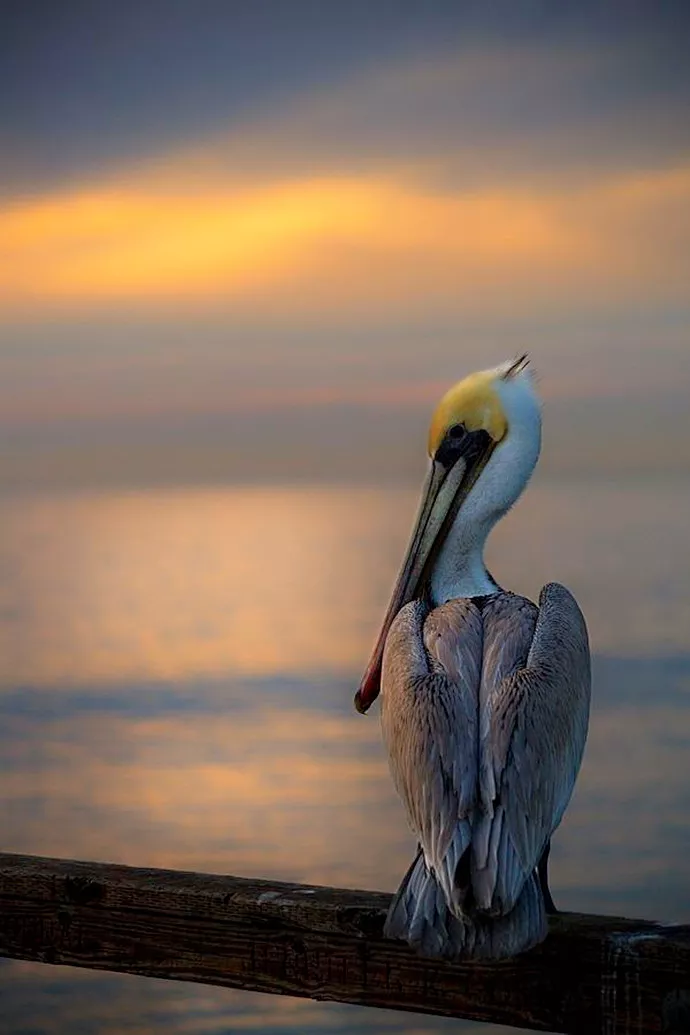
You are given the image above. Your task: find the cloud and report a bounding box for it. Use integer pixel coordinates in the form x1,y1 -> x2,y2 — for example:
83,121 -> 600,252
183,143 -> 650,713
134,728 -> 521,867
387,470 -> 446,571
5,24 -> 688,196
1,34 -> 689,320
0,35 -> 687,479
1,163 -> 689,318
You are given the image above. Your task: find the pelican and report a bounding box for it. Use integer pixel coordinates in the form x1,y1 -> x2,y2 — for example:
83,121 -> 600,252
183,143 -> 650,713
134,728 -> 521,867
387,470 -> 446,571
354,357 -> 591,960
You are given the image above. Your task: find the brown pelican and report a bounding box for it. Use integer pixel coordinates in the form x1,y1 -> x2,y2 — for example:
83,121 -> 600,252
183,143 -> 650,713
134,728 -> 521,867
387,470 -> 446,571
354,357 -> 590,959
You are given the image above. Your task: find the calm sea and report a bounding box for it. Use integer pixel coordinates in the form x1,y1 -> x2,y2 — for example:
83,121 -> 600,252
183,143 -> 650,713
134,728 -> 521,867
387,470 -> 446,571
1,479 -> 688,1034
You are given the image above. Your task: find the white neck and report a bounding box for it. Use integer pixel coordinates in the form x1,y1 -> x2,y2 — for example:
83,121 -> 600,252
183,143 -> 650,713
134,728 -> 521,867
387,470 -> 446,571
429,375 -> 541,603
429,530 -> 498,601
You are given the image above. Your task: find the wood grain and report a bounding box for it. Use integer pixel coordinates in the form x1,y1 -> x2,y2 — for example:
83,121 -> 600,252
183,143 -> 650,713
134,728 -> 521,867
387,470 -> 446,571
0,852 -> 688,1034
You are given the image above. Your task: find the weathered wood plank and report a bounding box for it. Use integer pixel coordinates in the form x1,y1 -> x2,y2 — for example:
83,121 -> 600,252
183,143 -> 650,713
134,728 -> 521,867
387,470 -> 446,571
0,852 -> 688,1034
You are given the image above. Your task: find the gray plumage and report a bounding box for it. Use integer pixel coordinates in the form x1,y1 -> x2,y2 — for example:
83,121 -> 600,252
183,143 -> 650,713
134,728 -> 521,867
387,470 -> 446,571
381,582 -> 591,960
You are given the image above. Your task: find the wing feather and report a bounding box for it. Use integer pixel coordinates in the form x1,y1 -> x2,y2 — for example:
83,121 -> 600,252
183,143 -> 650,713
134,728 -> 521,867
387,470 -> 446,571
381,598 -> 482,912
473,583 -> 591,914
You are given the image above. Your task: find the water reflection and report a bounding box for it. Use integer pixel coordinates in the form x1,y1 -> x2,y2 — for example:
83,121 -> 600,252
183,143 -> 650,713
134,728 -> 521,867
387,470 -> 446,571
0,958 -> 496,1035
0,482 -> 688,1034
1,482 -> 689,690
0,487 -> 409,687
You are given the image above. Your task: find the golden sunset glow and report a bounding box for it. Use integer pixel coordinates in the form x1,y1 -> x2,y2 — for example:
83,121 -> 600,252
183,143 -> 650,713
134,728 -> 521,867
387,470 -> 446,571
1,484 -> 689,691
1,163 -> 688,314
0,178 -> 388,305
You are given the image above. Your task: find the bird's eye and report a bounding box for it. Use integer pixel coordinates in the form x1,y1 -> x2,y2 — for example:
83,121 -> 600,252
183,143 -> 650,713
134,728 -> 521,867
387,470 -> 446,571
448,423 -> 466,440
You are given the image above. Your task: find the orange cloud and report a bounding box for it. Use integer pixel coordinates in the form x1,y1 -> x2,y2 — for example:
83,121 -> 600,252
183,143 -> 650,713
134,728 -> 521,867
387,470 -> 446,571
0,179 -> 381,303
1,162 -> 688,317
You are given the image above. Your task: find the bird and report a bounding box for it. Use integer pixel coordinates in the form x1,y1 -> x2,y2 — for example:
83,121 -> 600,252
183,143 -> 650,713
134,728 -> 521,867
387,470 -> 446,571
354,356 -> 591,960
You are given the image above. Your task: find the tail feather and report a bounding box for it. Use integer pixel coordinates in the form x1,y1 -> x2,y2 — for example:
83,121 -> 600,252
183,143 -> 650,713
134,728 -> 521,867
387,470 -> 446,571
384,850 -> 547,960
385,849 -> 467,958
470,869 -> 547,959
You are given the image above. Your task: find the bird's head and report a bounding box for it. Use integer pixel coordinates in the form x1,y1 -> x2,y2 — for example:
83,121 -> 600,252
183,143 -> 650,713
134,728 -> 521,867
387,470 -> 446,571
354,355 -> 540,713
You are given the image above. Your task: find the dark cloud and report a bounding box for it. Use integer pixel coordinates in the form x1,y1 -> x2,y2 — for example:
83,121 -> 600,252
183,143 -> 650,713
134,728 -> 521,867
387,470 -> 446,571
2,0 -> 689,191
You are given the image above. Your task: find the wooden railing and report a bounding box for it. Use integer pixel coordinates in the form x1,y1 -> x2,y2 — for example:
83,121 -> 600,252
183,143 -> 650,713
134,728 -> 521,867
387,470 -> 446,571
0,852 -> 688,1034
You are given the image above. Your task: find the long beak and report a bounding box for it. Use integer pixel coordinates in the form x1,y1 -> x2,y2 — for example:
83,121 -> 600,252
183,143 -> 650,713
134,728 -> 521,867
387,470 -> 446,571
354,429 -> 493,713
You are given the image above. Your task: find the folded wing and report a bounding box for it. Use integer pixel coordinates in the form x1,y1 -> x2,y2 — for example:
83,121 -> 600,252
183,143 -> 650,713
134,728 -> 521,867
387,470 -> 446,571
381,597 -> 482,911
472,583 -> 591,915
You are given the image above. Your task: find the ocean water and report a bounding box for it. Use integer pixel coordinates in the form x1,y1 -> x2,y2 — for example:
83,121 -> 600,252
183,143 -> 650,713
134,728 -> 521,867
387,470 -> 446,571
0,479 -> 688,1034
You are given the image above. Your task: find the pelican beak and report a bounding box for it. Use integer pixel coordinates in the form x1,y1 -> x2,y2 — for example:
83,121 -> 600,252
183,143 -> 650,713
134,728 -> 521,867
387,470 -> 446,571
354,428 -> 494,713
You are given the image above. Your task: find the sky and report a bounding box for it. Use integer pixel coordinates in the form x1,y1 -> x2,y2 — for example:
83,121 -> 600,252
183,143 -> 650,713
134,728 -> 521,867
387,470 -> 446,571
1,0 -> 689,487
